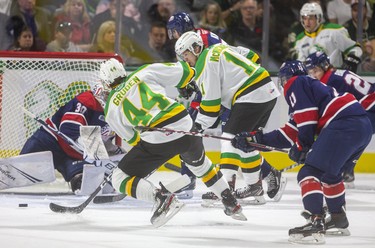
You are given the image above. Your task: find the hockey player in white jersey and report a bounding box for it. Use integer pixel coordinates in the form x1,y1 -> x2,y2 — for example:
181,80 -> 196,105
99,58 -> 246,227
175,31 -> 280,205
293,2 -> 362,72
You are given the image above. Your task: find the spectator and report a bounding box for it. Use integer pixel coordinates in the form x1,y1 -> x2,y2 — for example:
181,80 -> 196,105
138,22 -> 176,63
89,20 -> 133,62
293,2 -> 363,72
10,0 -> 53,50
46,21 -> 82,52
91,0 -> 145,43
361,39 -> 375,71
10,25 -> 36,51
343,0 -> 375,44
55,0 -> 91,51
147,0 -> 176,25
327,0 -> 372,25
0,12 -> 13,50
214,0 -> 242,24
198,1 -> 230,41
229,0 -> 262,52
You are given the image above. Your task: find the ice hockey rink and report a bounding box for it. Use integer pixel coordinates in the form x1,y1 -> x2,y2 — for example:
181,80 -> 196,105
0,171 -> 374,248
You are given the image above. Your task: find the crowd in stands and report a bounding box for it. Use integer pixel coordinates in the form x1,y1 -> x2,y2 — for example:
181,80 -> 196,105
0,0 -> 374,72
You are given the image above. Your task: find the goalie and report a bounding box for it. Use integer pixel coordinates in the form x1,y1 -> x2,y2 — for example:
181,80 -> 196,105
20,83 -> 125,194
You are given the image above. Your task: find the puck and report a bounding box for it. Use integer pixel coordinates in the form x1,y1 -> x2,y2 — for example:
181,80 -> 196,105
18,203 -> 28,207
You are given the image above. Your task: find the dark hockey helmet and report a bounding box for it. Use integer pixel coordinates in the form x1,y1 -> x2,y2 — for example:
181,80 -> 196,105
167,12 -> 195,40
305,51 -> 331,71
278,60 -> 307,88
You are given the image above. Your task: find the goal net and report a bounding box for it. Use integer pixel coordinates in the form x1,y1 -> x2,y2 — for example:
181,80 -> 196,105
0,51 -> 123,158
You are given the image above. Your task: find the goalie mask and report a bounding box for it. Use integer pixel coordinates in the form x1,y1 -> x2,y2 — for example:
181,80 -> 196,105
99,58 -> 127,92
175,31 -> 204,62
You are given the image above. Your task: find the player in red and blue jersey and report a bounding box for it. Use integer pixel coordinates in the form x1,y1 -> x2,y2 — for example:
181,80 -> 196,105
232,60 -> 372,244
305,51 -> 375,184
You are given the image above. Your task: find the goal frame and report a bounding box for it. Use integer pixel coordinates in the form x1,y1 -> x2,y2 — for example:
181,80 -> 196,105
0,51 -> 123,158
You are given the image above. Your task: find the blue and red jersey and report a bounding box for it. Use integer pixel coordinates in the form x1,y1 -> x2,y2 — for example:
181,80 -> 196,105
44,91 -> 107,159
262,75 -> 367,149
320,69 -> 375,112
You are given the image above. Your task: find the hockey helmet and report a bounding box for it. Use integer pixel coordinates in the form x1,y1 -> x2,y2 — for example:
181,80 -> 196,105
167,12 -> 195,40
305,51 -> 331,71
99,58 -> 126,91
278,60 -> 307,88
175,31 -> 204,59
300,3 -> 324,32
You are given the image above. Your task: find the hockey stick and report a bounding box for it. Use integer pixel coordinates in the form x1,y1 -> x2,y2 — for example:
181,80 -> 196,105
135,126 -> 288,153
279,162 -> 301,172
21,107 -> 84,154
21,108 -> 118,212
50,170 -> 115,213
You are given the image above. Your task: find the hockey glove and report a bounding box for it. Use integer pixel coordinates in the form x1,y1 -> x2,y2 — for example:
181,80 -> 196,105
288,144 -> 309,164
178,81 -> 199,100
231,130 -> 263,153
192,122 -> 204,133
342,54 -> 361,72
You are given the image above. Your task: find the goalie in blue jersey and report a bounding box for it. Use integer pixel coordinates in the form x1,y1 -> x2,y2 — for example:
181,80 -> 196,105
20,83 -> 125,194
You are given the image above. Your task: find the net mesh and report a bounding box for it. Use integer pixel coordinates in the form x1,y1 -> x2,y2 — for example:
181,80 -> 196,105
0,52 -> 121,158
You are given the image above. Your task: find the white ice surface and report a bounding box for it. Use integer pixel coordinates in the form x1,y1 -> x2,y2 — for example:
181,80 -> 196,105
0,172 -> 374,248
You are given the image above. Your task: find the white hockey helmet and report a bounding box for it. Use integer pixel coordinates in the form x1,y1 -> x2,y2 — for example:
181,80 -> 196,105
300,3 -> 324,32
175,31 -> 204,59
99,58 -> 127,91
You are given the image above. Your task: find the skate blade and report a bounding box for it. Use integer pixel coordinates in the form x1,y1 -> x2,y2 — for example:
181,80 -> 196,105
151,202 -> 185,228
238,195 -> 266,205
272,176 -> 287,202
326,228 -> 350,236
201,199 -> 221,208
288,233 -> 325,245
230,212 -> 247,221
176,190 -> 194,200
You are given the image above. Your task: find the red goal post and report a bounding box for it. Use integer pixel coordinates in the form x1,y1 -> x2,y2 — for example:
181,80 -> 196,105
0,51 -> 123,158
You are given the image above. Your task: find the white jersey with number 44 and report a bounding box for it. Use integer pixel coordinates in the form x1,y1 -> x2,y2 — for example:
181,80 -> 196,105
104,62 -> 195,145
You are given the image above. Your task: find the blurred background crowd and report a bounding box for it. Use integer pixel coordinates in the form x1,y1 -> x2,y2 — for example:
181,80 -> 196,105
0,0 -> 374,73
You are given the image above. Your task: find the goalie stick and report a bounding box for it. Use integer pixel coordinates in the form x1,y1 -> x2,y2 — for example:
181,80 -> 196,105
135,126 -> 288,153
21,107 -> 84,154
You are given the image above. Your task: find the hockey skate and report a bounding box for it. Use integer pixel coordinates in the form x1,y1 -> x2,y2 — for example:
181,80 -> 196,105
288,214 -> 326,245
324,207 -> 350,236
235,180 -> 266,205
221,188 -> 247,221
150,184 -> 185,228
343,170 -> 355,189
176,176 -> 196,200
265,167 -> 287,202
201,175 -> 236,208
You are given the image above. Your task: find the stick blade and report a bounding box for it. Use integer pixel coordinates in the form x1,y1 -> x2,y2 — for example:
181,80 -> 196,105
93,194 -> 126,204
49,202 -> 83,214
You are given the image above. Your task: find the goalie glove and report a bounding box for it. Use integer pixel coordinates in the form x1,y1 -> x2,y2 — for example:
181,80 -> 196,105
231,130 -> 264,153
177,81 -> 200,100
342,54 -> 361,72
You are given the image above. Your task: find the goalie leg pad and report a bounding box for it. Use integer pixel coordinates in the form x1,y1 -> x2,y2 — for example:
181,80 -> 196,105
0,151 -> 55,190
